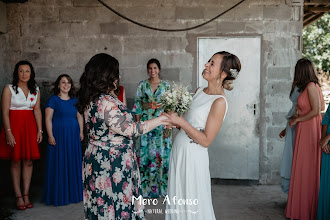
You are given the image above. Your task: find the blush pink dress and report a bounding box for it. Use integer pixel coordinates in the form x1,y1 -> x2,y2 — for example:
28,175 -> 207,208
285,82 -> 322,220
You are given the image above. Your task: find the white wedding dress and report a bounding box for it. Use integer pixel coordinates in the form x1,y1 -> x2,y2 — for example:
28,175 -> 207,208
165,87 -> 228,220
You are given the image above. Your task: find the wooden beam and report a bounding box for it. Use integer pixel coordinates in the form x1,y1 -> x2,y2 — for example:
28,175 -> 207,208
308,6 -> 330,12
304,13 -> 325,27
304,0 -> 330,5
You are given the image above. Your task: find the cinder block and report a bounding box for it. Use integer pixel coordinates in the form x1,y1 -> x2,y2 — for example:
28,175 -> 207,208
245,21 -> 275,33
249,0 -> 285,6
0,2 -> 7,33
274,21 -> 303,35
272,112 -> 288,126
28,6 -> 59,22
266,126 -> 282,140
22,52 -> 48,67
273,37 -> 295,50
273,49 -> 301,67
121,67 -> 145,83
161,68 -> 180,81
21,22 -> 71,37
164,53 -> 193,68
35,67 -> 82,82
175,7 -> 204,20
285,0 -> 303,6
46,52 -> 79,68
100,22 -> 129,35
122,7 -> 147,21
73,0 -> 101,7
186,22 -> 217,34
93,37 -> 122,54
47,0 -> 73,6
267,66 -> 292,80
235,5 -> 263,20
218,21 -> 246,33
146,7 -> 176,21
22,37 -> 68,53
201,6 -> 235,21
70,22 -> 100,37
66,37 -> 95,53
263,6 -> 292,21
267,81 -> 292,95
60,7 -> 94,22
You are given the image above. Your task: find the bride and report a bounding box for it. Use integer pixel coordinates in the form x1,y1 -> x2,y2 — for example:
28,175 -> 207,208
164,51 -> 241,220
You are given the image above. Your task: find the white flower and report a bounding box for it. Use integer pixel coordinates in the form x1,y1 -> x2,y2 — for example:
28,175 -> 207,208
230,69 -> 239,78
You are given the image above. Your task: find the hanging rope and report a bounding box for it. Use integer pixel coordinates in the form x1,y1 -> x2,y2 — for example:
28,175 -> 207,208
97,0 -> 246,32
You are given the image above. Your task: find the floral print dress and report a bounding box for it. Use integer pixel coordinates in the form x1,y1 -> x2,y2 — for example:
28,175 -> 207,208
132,80 -> 172,197
83,94 -> 146,220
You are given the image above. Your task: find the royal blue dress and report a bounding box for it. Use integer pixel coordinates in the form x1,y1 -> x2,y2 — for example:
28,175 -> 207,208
317,106 -> 330,220
41,95 -> 83,206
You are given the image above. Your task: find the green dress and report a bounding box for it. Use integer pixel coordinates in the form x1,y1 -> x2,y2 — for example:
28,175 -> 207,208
132,79 -> 172,197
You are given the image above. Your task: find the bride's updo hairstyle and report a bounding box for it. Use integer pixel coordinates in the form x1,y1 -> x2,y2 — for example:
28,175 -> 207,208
214,51 -> 241,91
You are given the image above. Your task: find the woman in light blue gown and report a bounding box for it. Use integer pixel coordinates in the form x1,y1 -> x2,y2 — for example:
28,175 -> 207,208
279,86 -> 300,194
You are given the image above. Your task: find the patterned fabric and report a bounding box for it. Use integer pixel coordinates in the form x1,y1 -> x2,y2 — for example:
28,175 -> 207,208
83,94 -> 145,220
132,79 -> 172,197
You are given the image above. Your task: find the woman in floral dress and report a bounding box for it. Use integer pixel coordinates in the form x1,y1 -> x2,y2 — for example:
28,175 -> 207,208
76,53 -> 169,220
132,58 -> 172,198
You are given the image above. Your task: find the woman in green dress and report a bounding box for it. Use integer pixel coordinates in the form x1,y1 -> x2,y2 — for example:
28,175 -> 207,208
132,58 -> 172,197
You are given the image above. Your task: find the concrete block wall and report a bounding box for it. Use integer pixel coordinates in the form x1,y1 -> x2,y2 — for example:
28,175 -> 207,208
1,0 -> 304,184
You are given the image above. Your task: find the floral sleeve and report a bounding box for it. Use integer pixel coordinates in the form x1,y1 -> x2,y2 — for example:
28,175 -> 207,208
104,99 -> 148,138
131,81 -> 143,115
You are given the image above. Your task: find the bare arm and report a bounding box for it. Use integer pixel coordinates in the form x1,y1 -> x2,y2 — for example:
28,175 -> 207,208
1,86 -> 15,146
77,112 -> 84,141
34,90 -> 43,143
122,88 -> 127,106
289,83 -> 321,127
45,107 -> 55,145
321,90 -> 325,111
164,97 -> 227,148
105,101 -> 168,138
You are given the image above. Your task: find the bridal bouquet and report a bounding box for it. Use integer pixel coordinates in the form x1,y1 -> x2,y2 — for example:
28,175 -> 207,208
160,83 -> 193,137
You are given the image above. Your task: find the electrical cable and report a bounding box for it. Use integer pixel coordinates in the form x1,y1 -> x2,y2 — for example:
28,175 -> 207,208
97,0 -> 246,32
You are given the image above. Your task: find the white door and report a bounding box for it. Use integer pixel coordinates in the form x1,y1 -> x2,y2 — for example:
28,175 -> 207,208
198,37 -> 261,180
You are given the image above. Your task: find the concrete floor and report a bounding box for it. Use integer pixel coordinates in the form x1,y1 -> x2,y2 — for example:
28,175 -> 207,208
2,184 -> 288,220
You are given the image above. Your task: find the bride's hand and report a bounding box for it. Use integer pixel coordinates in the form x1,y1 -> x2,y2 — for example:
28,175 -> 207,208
161,111 -> 182,126
158,115 -> 172,126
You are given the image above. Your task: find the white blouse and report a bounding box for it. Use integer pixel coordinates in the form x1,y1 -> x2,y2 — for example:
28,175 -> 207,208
8,84 -> 39,110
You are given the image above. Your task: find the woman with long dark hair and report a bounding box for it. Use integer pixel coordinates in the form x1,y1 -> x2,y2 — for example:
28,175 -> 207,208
285,58 -> 325,220
42,74 -> 84,206
76,53 -> 168,219
0,60 -> 42,210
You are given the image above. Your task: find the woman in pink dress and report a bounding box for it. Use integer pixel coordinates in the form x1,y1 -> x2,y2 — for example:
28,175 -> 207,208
285,58 -> 325,220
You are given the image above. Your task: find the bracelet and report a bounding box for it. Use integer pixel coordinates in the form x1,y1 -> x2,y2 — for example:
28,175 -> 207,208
7,128 -> 11,131
39,130 -> 43,134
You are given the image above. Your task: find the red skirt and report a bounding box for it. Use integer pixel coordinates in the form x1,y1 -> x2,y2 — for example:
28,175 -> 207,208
0,110 -> 40,161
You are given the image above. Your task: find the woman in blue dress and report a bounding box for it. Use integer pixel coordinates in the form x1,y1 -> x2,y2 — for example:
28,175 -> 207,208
318,105 -> 330,220
41,74 -> 84,206
278,86 -> 300,194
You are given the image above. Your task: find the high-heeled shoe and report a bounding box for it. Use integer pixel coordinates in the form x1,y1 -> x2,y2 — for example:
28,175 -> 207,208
16,195 -> 26,210
23,194 -> 33,208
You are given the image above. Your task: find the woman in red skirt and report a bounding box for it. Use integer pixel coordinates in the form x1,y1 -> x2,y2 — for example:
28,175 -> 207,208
0,60 -> 43,210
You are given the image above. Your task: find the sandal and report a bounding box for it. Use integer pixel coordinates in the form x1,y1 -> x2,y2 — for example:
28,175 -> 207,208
23,194 -> 33,208
16,195 -> 26,210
